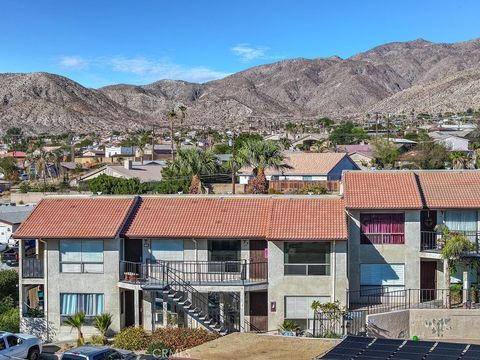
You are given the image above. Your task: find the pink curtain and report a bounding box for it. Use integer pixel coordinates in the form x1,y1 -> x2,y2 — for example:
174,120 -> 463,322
361,213 -> 405,244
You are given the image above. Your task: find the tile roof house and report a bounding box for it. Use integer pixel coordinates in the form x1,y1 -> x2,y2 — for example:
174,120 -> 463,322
14,197 -> 137,239
343,171 -> 424,209
239,152 -> 359,185
14,195 -> 348,340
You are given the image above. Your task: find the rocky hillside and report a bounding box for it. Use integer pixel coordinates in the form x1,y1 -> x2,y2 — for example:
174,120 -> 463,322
3,38 -> 480,134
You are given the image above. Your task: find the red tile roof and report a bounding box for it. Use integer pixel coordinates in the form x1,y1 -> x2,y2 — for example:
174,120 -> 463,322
416,171 -> 480,209
125,197 -> 271,239
267,198 -> 346,240
14,197 -> 137,239
124,197 -> 347,241
343,171 -> 424,209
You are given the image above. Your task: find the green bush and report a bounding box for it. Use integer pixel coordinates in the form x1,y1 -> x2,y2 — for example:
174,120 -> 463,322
450,284 -> 463,305
0,270 -> 19,302
151,328 -> 219,352
146,341 -> 171,357
113,327 -> 150,351
88,335 -> 105,346
0,298 -> 19,333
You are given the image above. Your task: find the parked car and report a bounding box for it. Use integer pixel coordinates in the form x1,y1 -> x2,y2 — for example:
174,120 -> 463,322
61,347 -> 135,360
0,247 -> 18,267
0,332 -> 42,360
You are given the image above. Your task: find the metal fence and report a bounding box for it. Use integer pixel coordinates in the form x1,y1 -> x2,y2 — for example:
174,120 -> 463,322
347,288 -> 471,314
312,309 -> 367,337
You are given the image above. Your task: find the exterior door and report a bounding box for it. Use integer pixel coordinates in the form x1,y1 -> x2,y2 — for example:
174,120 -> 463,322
249,291 -> 268,331
124,239 -> 142,262
420,210 -> 437,232
420,261 -> 437,301
249,240 -> 267,280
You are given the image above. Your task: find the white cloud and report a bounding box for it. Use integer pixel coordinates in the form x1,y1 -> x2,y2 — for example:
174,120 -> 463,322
231,44 -> 270,62
107,57 -> 229,83
59,56 -> 89,69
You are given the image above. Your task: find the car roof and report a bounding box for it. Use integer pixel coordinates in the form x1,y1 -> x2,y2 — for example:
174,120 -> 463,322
65,346 -> 110,355
0,332 -> 12,336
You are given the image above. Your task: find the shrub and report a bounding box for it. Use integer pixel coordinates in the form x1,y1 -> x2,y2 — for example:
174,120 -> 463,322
88,335 -> 105,346
0,298 -> 19,333
151,328 -> 219,352
279,319 -> 301,333
0,270 -> 19,302
113,327 -> 150,351
146,341 -> 171,358
450,284 -> 463,305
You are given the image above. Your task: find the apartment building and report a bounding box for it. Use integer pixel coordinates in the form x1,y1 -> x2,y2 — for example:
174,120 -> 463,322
14,195 -> 347,341
14,170 -> 480,342
344,170 -> 480,305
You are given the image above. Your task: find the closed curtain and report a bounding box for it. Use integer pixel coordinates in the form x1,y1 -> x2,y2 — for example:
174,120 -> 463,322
361,213 -> 405,244
445,211 -> 477,241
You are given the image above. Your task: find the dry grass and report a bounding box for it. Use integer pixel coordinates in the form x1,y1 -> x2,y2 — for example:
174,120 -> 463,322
172,332 -> 339,360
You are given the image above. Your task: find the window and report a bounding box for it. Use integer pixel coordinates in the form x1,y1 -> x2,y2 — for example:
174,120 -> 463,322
0,338 -> 5,350
6,336 -> 19,347
208,241 -> 241,272
284,242 -> 330,276
285,296 -> 330,330
60,240 -> 104,273
360,264 -> 405,292
60,293 -> 104,316
360,213 -> 405,244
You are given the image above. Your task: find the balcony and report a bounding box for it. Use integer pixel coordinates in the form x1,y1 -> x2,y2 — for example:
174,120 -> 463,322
22,257 -> 44,278
119,260 -> 268,286
421,231 -> 480,253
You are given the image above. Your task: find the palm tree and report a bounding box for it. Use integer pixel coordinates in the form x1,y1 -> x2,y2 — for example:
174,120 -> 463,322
449,151 -> 469,169
238,140 -> 288,194
64,311 -> 86,346
170,148 -> 218,194
439,226 -> 475,308
167,106 -> 187,160
26,148 -> 58,187
94,313 -> 113,345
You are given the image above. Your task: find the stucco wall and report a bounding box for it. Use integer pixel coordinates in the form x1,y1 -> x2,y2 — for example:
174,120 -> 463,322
366,310 -> 410,339
367,309 -> 480,340
44,238 -> 122,342
348,210 -> 421,293
267,240 -> 348,332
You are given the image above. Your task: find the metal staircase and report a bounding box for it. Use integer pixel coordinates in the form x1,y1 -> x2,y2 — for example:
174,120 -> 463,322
159,263 -> 234,335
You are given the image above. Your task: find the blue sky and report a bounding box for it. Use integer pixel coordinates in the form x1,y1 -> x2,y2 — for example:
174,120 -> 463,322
1,0 -> 479,88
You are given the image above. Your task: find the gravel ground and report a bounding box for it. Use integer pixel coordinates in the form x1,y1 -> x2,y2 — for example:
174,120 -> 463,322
172,333 -> 339,360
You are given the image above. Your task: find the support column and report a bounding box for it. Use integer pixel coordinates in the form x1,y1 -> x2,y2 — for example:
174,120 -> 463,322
134,289 -> 140,326
162,293 -> 168,327
239,291 -> 245,332
463,270 -> 471,308
219,293 -> 225,327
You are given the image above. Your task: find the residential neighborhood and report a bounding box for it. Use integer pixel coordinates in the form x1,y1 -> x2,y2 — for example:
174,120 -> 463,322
5,1 -> 480,359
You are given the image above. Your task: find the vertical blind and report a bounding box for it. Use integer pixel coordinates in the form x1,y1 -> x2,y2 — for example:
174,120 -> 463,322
60,293 -> 104,316
60,240 -> 104,272
360,264 -> 405,286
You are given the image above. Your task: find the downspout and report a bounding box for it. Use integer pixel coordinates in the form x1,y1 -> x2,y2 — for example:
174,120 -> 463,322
332,240 -> 336,302
39,239 -> 48,342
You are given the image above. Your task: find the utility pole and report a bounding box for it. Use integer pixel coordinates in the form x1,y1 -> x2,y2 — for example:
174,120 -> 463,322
151,127 -> 155,161
229,133 -> 236,195
387,113 -> 391,142
375,112 -> 379,138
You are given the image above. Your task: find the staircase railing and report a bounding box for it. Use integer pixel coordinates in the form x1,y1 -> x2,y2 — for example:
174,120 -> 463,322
162,262 -> 244,333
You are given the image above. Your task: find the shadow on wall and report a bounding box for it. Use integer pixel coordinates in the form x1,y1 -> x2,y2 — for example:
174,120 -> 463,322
21,317 -> 57,342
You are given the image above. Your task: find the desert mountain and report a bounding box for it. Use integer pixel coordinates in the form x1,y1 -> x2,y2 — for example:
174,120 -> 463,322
2,38 -> 480,134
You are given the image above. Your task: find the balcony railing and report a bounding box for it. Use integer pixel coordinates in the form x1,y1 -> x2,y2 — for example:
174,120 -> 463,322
22,258 -> 44,278
119,259 -> 268,285
421,230 -> 480,253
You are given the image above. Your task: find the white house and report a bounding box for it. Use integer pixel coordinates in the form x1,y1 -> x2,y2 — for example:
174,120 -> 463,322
238,152 -> 359,185
105,146 -> 135,158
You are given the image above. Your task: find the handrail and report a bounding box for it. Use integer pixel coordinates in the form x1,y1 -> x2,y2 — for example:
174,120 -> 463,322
162,262 -> 244,332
